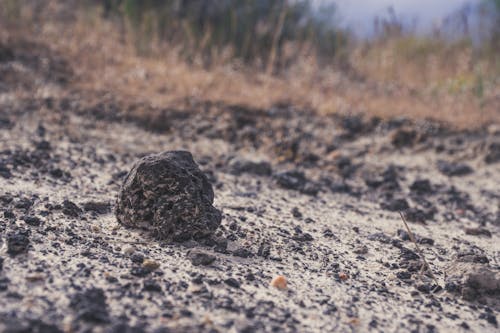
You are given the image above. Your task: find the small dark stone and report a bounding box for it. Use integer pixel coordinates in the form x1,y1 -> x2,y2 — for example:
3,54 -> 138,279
400,247 -> 420,261
62,200 -> 82,217
7,229 -> 30,255
405,207 -> 434,223
224,278 -> 240,288
418,237 -> 434,246
274,170 -> 319,195
108,323 -> 147,333
36,140 -> 51,150
397,229 -> 410,241
0,277 -> 9,291
14,198 -> 33,210
391,128 -> 417,148
83,201 -> 111,214
143,279 -> 162,292
257,242 -> 271,258
4,210 -> 15,219
278,170 -> 305,189
130,253 -> 144,264
22,215 -> 42,226
0,257 -> 3,271
464,227 -> 492,238
381,198 -> 409,212
416,283 -> 431,293
49,168 -> 64,178
485,143 -> 500,164
367,232 -> 391,244
228,158 -> 272,176
293,233 -> 314,242
291,207 -> 302,219
0,163 -> 11,179
232,247 -> 253,258
70,288 -> 109,323
130,266 -> 153,277
437,160 -> 473,177
456,253 -> 489,264
0,317 -> 63,333
116,151 -> 222,241
323,228 -> 335,238
397,271 -> 412,280
188,250 -> 216,266
479,312 -> 498,327
410,179 -> 432,194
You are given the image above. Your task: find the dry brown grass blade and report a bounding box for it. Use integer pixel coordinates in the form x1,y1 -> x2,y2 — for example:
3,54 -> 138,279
399,211 -> 440,288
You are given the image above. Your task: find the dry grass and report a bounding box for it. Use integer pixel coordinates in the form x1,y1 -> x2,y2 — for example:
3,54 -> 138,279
2,2 -> 499,128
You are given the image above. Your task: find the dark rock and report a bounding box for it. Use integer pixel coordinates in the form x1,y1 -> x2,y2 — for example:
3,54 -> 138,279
291,207 -> 302,219
397,271 -> 412,280
83,201 -> 111,214
293,233 -> 314,242
397,229 -> 410,241
479,312 -> 498,327
35,140 -> 51,150
0,317 -> 63,333
391,128 -> 418,148
143,279 -> 162,292
381,198 -> 409,212
274,170 -> 319,195
108,323 -> 147,333
7,229 -> 30,255
334,156 -> 357,179
228,158 -> 272,176
485,143 -> 500,164
116,151 -> 222,241
0,257 -> 3,271
456,253 -> 489,264
232,247 -> 253,258
405,207 -> 434,223
445,263 -> 500,302
49,168 -> 70,179
0,163 -> 11,179
410,179 -> 433,195
437,160 -> 473,176
257,242 -> 271,258
14,197 -> 33,210
464,227 -> 492,238
400,247 -> 420,261
22,215 -> 42,226
188,250 -> 216,266
418,237 -> 434,246
130,253 -> 144,264
130,266 -> 153,277
0,277 -> 9,291
4,210 -> 15,219
224,278 -> 240,288
62,200 -> 82,217
70,288 -> 110,323
367,232 -> 391,244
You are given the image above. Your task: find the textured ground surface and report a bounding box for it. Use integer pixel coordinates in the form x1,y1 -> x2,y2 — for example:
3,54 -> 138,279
0,39 -> 499,333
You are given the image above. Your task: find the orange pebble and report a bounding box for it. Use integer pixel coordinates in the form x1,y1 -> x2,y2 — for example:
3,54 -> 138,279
339,272 -> 349,281
270,275 -> 287,289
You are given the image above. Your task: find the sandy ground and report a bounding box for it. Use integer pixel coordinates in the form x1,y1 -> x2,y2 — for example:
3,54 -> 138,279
0,37 -> 499,333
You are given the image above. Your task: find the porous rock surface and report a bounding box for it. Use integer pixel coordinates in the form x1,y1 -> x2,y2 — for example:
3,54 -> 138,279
115,150 -> 222,241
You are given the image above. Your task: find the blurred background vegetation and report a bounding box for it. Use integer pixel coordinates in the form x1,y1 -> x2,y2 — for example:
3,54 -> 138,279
0,0 -> 499,126
96,0 -> 499,72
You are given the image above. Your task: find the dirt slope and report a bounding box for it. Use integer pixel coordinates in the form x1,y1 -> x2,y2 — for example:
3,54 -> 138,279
0,37 -> 499,333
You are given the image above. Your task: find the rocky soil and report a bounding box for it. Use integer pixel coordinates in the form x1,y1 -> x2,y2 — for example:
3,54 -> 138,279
0,39 -> 499,333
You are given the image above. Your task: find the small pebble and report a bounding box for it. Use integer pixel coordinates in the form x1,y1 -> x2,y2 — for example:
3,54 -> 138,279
123,246 -> 135,255
270,275 -> 287,289
142,259 -> 160,271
